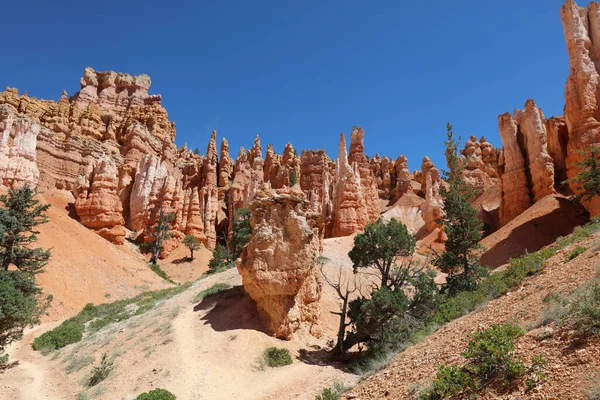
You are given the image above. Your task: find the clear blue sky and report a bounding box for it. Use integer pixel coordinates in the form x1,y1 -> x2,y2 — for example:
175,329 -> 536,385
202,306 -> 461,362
0,0 -> 587,170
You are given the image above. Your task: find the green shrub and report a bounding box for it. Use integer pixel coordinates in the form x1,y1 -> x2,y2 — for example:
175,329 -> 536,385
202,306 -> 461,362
88,353 -> 112,387
33,318 -> 84,352
463,323 -> 525,379
419,364 -> 475,400
567,246 -> 586,262
33,284 -> 191,352
315,387 -> 342,400
263,347 -> 293,367
193,283 -> 231,303
136,388 -> 177,400
420,324 -> 527,399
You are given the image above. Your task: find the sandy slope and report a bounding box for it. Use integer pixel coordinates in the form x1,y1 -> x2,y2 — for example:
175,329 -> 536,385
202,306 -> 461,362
480,194 -> 588,269
347,230 -> 600,399
35,189 -> 170,321
0,237 -> 363,400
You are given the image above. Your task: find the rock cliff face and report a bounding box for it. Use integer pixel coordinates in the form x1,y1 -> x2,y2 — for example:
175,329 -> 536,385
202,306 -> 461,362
236,185 -> 323,339
497,100 -> 558,226
561,0 -> 600,215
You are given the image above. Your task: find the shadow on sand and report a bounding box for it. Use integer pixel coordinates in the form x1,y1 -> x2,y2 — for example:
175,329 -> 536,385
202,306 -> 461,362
193,286 -> 268,334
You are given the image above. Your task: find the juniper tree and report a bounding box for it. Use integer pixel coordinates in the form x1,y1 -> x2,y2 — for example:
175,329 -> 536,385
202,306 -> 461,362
229,208 -> 252,261
433,123 -> 485,295
182,235 -> 200,260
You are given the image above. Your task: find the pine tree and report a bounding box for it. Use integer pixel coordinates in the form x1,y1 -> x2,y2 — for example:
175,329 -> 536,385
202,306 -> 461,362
433,123 -> 485,295
0,186 -> 51,274
567,145 -> 600,202
0,186 -> 51,363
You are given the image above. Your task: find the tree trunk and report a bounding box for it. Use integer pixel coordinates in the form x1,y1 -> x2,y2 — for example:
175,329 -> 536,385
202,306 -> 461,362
333,292 -> 349,356
190,248 -> 194,260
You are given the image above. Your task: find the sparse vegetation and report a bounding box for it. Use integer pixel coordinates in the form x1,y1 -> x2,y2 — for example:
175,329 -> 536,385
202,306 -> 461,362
419,324 -> 543,399
263,347 -> 293,367
182,235 -> 200,260
88,353 -> 113,387
567,246 -> 586,262
65,354 -> 95,374
208,244 -> 233,273
193,283 -> 231,303
136,388 -> 177,400
0,186 -> 52,363
33,283 -> 191,352
314,383 -> 347,400
149,263 -> 174,284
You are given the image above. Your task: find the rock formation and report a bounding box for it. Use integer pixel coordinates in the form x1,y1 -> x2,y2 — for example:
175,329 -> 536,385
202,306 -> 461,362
74,158 -> 126,244
237,184 -> 323,339
561,0 -> 600,215
331,134 -> 370,237
498,113 -> 533,225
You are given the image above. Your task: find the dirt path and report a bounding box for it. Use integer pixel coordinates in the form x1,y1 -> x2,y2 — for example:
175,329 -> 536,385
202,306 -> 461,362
1,323 -> 58,400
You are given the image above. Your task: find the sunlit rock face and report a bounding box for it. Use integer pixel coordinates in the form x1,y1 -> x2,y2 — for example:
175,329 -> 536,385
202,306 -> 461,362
236,184 -> 323,339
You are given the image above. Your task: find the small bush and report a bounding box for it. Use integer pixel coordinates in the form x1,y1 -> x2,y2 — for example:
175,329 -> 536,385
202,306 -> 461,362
136,388 -> 177,400
567,246 -> 587,262
314,383 -> 347,400
32,318 -> 84,352
263,347 -> 293,367
420,324 -> 528,399
585,374 -> 600,400
88,353 -> 113,387
563,283 -> 600,337
193,283 -> 231,303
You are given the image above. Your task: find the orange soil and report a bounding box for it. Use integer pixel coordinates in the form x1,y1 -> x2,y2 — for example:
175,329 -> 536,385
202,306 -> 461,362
480,194 -> 588,268
34,189 -> 170,321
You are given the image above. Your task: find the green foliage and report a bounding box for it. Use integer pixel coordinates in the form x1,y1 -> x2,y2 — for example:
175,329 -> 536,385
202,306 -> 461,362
209,208 -> 251,273
315,383 -> 346,400
193,283 -> 231,303
289,170 -> 298,187
462,323 -> 524,379
348,218 -> 416,290
263,347 -> 293,367
149,263 -> 174,283
567,246 -> 586,262
208,244 -> 233,273
434,123 -> 484,295
420,324 -> 527,399
0,269 -> 51,357
136,388 -> 177,400
0,185 -> 51,274
230,208 -> 252,260
565,145 -> 600,202
88,353 -> 112,387
419,364 -> 474,400
193,147 -> 200,155
0,186 -> 51,361
182,235 -> 200,259
33,283 -> 191,352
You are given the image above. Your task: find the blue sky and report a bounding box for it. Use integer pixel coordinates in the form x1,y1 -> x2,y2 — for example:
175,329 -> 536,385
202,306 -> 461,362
0,0 -> 587,169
